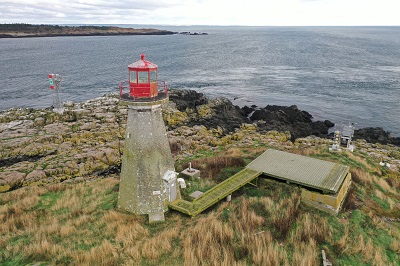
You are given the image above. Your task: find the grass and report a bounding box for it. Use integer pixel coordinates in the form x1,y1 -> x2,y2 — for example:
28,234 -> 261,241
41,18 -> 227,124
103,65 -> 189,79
1,145 -> 399,265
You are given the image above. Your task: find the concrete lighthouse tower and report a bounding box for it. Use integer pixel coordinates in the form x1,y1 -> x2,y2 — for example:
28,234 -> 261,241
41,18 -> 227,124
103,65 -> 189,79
118,54 -> 178,223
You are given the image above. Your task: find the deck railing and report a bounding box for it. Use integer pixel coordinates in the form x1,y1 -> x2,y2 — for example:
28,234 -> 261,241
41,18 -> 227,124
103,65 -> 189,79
119,81 -> 168,102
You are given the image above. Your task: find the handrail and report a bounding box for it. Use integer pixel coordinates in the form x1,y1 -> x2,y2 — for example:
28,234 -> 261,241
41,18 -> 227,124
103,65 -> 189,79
119,80 -> 168,102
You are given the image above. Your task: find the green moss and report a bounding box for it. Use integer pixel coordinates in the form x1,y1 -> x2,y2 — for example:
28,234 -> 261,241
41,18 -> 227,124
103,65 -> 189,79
0,185 -> 11,192
336,254 -> 365,266
98,191 -> 118,211
35,191 -> 63,210
215,166 -> 243,183
220,207 -> 231,222
311,152 -> 367,170
369,194 -> 391,210
0,256 -> 32,266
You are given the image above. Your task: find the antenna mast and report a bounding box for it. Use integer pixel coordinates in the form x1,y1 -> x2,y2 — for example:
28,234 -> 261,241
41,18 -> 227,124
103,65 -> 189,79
48,74 -> 64,114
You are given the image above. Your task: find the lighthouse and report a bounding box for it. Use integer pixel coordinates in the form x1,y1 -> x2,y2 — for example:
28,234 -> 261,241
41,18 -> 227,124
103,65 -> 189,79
118,54 -> 178,223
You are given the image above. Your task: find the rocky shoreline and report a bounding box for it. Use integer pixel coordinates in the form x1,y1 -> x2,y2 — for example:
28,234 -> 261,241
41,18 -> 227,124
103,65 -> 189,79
0,89 -> 399,192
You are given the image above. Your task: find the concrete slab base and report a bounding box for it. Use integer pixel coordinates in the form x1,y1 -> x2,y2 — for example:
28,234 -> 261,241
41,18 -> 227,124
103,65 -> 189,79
189,191 -> 204,199
181,168 -> 200,180
148,212 -> 165,223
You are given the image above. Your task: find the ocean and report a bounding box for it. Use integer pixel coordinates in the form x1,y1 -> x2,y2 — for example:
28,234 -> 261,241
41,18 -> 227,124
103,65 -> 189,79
0,26 -> 399,136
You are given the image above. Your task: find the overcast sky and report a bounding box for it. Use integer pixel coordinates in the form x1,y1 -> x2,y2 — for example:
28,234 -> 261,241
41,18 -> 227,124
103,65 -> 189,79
1,0 -> 399,26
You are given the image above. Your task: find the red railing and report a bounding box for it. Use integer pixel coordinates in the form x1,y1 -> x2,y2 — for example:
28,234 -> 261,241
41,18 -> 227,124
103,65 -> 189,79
119,81 -> 168,102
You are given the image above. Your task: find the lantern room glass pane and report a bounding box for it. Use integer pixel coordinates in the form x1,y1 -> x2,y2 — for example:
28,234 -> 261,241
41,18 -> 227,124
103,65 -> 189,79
150,70 -> 157,83
138,71 -> 149,84
130,71 -> 137,83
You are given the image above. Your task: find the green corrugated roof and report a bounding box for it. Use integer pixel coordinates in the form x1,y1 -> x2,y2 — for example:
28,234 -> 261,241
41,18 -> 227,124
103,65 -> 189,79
246,149 -> 349,194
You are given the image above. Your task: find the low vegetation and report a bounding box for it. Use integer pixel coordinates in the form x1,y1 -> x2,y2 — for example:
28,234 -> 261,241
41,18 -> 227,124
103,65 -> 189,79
1,143 -> 399,266
0,23 -> 173,38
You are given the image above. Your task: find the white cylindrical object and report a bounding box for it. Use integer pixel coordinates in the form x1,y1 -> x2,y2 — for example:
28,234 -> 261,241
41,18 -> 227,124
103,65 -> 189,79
177,178 -> 186,189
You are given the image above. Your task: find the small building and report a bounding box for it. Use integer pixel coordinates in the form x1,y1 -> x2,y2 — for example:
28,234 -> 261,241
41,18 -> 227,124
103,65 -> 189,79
247,149 -> 351,214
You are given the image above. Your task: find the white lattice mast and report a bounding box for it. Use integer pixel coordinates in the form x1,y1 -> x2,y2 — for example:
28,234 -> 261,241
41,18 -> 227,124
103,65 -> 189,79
48,74 -> 64,114
329,130 -> 342,152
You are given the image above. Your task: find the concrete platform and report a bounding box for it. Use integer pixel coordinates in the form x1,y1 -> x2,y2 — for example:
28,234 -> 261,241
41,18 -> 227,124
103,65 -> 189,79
181,168 -> 200,180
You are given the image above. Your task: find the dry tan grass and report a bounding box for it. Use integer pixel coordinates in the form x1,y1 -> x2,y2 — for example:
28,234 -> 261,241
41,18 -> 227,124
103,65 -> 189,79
296,148 -> 319,157
235,198 -> 265,233
374,189 -> 386,200
0,205 -> 37,234
73,240 -> 119,266
191,156 -> 246,179
291,239 -> 318,266
107,212 -> 149,248
390,239 -> 400,253
46,183 -> 67,193
291,213 -> 331,244
334,225 -> 349,255
271,193 -> 301,239
124,245 -> 142,262
141,226 -> 180,261
51,189 -> 80,212
388,226 -> 400,239
23,234 -> 64,262
60,221 -> 77,237
350,168 -> 373,187
347,234 -> 377,263
182,213 -> 235,265
347,151 -> 378,172
249,233 -> 289,266
0,185 -> 46,204
1,160 -> 398,266
221,147 -> 243,158
372,176 -> 397,194
372,246 -> 389,266
370,213 -> 388,230
248,196 -> 275,213
73,213 -> 93,227
42,217 -> 60,235
386,172 -> 400,190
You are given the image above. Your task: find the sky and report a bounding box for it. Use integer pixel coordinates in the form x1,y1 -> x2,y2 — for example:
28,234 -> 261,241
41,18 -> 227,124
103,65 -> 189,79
1,0 -> 399,26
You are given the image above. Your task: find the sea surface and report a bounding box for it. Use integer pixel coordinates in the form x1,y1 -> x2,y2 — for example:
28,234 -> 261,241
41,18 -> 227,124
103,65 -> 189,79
0,26 -> 399,136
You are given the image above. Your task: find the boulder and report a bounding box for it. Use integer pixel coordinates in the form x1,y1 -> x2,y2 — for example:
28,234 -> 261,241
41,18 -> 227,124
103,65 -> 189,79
0,171 -> 26,189
242,105 -> 255,116
354,127 -> 400,146
249,105 -> 331,140
25,170 -> 47,183
189,98 -> 248,133
169,89 -> 208,111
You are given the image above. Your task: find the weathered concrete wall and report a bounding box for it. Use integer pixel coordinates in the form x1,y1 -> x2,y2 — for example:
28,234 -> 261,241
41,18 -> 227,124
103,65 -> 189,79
118,105 -> 175,217
301,172 -> 352,214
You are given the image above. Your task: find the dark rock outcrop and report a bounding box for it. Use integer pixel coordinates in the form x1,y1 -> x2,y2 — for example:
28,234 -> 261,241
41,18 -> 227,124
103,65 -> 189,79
194,98 -> 247,133
242,105 -> 254,116
168,90 -> 247,133
247,105 -> 334,140
169,89 -> 208,111
354,127 -> 400,146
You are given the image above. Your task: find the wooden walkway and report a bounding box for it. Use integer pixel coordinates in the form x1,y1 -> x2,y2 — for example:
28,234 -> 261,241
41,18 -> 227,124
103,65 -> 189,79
169,168 -> 261,216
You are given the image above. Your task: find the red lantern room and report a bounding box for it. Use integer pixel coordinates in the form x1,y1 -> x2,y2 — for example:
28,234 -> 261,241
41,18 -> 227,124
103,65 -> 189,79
128,54 -> 158,98
119,54 -> 168,103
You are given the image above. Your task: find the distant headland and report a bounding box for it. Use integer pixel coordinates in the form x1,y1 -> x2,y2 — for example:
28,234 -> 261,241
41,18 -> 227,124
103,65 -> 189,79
0,23 -> 175,38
